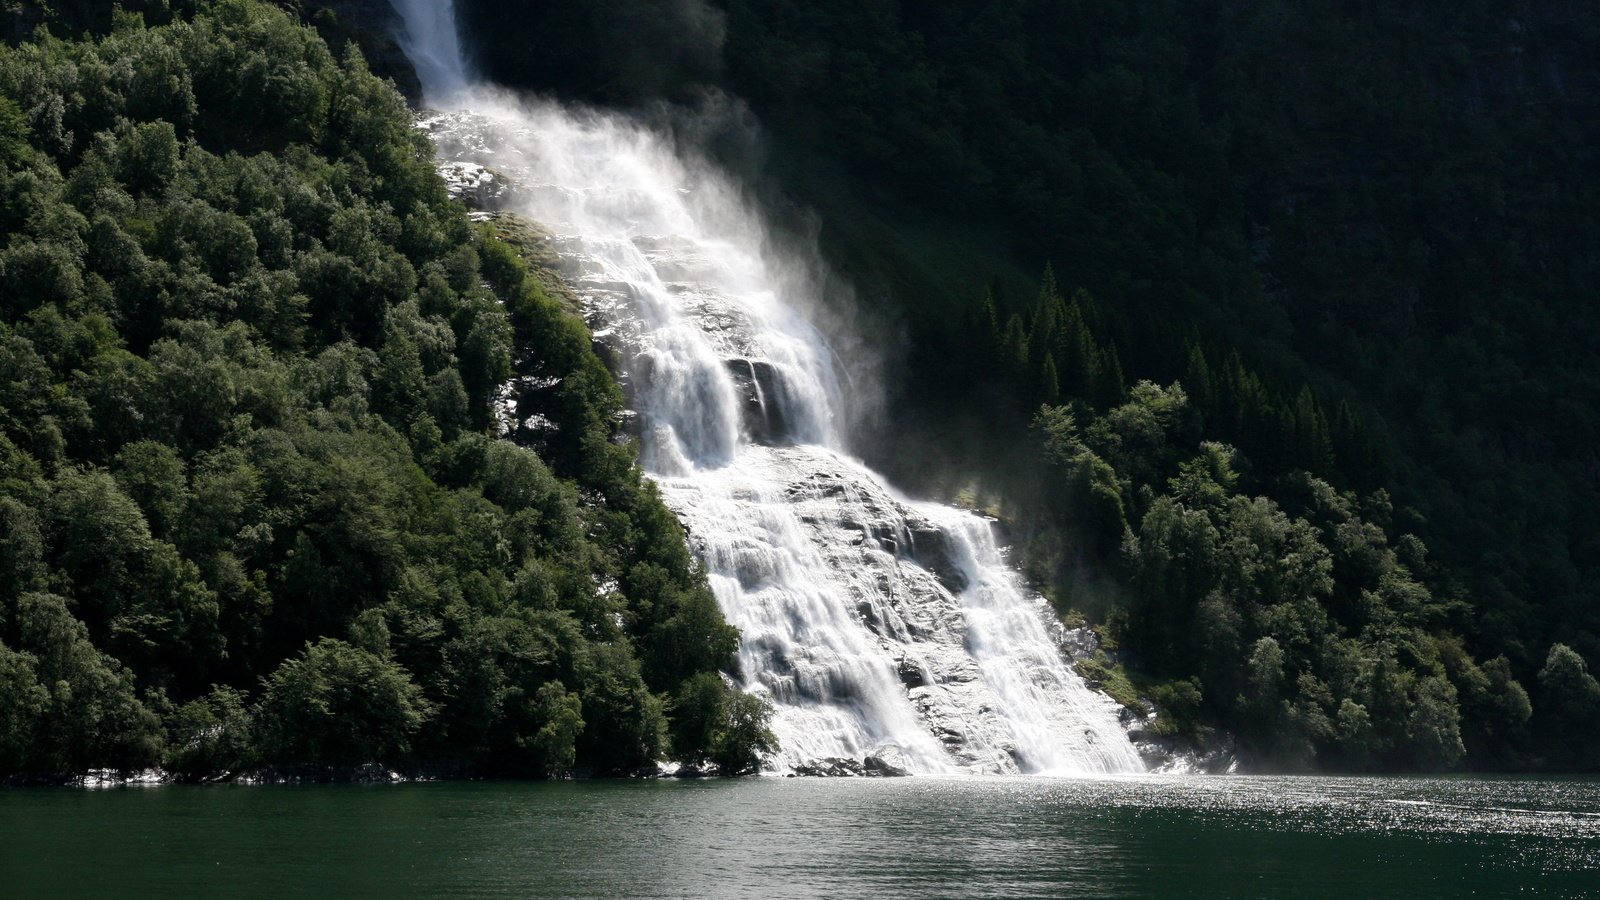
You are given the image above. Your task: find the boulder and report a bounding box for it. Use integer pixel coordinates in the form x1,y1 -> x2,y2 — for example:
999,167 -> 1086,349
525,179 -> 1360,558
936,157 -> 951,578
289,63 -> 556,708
862,755 -> 909,777
790,757 -> 864,777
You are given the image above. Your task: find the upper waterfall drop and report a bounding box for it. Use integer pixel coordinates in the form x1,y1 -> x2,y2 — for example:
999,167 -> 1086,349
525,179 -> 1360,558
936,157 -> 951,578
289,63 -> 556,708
389,0 -> 1145,775
390,0 -> 472,104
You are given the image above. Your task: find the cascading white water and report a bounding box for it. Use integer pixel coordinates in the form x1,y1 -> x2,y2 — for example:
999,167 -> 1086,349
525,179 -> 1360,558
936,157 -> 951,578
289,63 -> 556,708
390,0 -> 1144,775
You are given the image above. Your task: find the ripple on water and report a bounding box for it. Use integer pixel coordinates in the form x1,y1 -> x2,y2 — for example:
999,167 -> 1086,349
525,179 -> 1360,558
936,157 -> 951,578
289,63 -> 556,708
3,775 -> 1598,897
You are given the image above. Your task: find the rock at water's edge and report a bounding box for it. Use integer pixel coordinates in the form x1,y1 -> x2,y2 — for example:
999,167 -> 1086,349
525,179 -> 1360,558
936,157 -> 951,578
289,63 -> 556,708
788,756 -> 911,777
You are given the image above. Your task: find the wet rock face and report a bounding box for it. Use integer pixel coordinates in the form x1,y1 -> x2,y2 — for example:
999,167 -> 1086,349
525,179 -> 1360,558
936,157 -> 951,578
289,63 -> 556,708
724,358 -> 793,444
438,161 -> 510,211
897,656 -> 927,688
905,525 -> 969,594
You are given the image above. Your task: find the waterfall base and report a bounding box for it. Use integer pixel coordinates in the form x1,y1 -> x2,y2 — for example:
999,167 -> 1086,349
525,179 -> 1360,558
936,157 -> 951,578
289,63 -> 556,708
657,444 -> 1143,776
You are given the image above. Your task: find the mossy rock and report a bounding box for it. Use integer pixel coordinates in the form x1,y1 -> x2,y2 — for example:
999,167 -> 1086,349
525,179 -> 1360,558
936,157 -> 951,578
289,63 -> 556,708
480,212 -> 583,316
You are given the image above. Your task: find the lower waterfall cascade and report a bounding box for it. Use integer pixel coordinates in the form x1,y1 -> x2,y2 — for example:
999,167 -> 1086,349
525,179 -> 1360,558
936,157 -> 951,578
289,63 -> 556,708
389,0 -> 1145,775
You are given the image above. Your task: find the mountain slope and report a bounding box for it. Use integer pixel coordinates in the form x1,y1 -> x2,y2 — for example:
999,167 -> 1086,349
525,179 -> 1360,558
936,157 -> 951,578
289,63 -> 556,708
458,0 -> 1600,769
0,0 -> 767,779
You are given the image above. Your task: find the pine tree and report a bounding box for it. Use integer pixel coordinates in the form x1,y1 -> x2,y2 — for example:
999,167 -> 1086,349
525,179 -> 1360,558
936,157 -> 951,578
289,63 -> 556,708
1001,313 -> 1030,388
1292,385 -> 1333,473
1184,343 -> 1214,413
1055,302 -> 1096,398
1093,342 -> 1127,409
1029,264 -> 1064,370
1333,399 -> 1381,487
977,287 -> 999,351
1040,352 -> 1061,405
972,286 -> 1002,381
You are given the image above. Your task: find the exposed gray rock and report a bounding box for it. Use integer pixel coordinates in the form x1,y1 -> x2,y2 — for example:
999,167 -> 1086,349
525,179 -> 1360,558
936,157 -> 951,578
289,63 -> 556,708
862,755 -> 910,777
438,161 -> 510,210
905,524 -> 969,593
788,755 -> 910,777
1120,708 -> 1241,774
724,358 -> 792,443
789,757 -> 864,777
1057,625 -> 1100,662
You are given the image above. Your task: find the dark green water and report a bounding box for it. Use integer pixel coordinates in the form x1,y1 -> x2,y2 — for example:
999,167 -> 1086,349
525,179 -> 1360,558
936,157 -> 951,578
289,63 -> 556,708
3,775 -> 1597,897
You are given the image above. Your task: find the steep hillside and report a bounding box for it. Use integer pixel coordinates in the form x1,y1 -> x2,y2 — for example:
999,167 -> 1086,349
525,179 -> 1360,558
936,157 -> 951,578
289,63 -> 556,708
458,0 -> 1600,769
0,0 -> 767,779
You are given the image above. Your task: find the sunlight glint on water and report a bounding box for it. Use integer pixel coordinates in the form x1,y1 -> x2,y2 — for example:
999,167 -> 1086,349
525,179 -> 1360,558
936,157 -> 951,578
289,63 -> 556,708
389,0 -> 1143,774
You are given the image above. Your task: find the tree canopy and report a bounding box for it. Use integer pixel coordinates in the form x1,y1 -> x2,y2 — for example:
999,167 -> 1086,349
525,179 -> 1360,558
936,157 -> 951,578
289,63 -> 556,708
0,0 -> 766,779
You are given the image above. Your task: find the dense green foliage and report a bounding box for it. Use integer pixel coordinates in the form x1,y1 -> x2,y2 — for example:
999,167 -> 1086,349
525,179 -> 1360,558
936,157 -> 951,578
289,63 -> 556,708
0,0 -> 765,779
939,270 -> 1600,770
461,0 -> 1600,770
971,276 -> 1532,768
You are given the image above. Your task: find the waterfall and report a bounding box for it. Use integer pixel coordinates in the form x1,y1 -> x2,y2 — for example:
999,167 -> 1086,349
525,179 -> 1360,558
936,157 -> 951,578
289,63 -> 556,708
388,0 -> 1144,775
390,0 -> 472,104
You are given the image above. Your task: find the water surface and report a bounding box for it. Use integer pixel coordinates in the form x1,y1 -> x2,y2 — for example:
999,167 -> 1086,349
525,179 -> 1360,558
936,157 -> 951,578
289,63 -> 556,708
4,775 -> 1596,897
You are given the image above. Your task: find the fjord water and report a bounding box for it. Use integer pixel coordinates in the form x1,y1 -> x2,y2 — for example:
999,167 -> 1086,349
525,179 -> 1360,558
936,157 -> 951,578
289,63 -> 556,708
389,1 -> 1140,774
5,777 -> 1599,896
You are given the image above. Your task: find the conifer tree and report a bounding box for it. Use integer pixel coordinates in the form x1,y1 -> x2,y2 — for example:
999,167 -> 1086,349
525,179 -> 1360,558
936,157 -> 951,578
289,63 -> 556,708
1040,352 -> 1061,405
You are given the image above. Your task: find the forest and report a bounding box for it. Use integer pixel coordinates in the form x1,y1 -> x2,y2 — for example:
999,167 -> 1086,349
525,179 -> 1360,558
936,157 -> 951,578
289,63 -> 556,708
0,0 -> 771,780
458,0 -> 1600,770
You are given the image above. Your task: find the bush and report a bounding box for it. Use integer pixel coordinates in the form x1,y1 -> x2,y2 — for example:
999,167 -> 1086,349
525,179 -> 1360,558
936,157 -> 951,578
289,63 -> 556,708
257,638 -> 431,766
